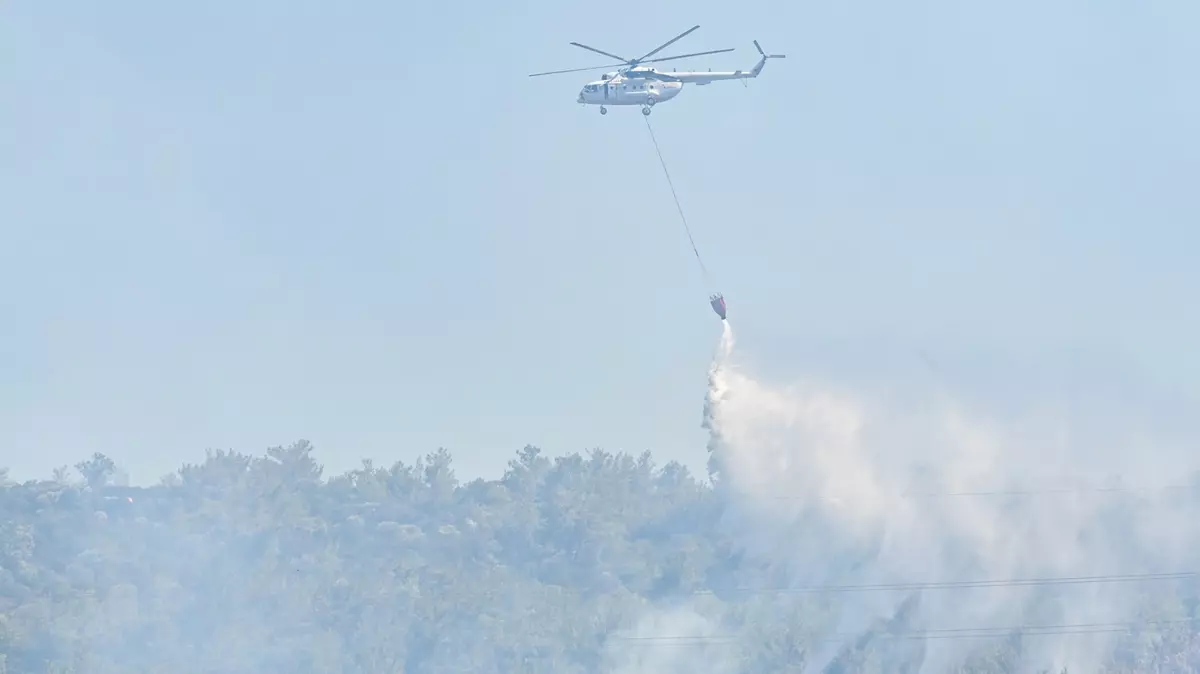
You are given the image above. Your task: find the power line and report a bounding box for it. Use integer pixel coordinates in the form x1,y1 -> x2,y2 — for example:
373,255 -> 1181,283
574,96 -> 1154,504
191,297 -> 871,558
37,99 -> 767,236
613,617 -> 1200,645
907,485 -> 1196,498
695,571 -> 1199,597
747,482 -> 1200,501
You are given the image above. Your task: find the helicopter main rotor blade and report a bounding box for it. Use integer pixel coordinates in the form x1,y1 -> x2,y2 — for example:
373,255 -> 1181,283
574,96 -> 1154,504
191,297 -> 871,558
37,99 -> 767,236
529,46 -> 736,77
568,42 -> 630,65
639,47 -> 736,65
529,29 -> 732,77
635,24 -> 701,63
529,63 -> 628,77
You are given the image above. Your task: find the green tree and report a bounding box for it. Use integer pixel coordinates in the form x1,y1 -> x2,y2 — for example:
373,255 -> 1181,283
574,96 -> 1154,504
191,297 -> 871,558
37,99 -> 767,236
1,443 -> 1199,673
73,453 -> 115,489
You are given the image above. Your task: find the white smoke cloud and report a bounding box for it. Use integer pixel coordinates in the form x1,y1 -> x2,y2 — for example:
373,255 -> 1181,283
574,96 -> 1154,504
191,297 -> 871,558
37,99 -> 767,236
701,321 -> 1200,673
604,602 -> 735,674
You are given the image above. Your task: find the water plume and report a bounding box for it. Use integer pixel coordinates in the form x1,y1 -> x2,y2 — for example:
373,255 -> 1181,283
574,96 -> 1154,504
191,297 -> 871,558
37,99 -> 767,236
701,323 -> 1200,672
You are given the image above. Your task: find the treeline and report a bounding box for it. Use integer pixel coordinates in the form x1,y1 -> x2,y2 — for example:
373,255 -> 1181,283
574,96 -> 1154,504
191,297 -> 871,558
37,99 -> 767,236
0,441 -> 1198,673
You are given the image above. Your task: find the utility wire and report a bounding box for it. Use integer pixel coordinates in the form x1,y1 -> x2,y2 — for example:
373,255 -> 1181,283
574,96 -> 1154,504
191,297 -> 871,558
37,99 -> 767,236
614,617 -> 1200,645
748,481 -> 1200,501
695,571 -> 1200,597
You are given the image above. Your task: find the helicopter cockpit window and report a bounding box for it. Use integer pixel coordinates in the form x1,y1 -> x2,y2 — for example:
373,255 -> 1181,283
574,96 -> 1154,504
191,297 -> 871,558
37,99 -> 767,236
584,84 -> 599,92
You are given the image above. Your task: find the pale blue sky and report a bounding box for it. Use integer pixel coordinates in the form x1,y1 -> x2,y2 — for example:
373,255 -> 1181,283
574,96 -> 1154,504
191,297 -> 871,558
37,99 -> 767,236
3,1 -> 1197,484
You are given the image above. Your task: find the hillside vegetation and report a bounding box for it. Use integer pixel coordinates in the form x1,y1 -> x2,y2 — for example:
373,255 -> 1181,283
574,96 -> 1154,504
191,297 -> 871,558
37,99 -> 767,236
2,442 -> 1199,673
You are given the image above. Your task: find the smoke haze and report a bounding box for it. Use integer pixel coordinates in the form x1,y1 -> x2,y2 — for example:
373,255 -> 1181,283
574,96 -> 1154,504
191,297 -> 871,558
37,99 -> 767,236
694,321 -> 1200,672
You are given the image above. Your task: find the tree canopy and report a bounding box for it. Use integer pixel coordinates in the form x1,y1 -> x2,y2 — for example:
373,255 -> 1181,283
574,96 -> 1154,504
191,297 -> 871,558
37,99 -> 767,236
1,442 -> 1198,673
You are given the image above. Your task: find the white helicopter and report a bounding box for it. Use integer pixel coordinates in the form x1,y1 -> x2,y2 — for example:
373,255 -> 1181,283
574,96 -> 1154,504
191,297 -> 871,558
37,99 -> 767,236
529,25 -> 785,116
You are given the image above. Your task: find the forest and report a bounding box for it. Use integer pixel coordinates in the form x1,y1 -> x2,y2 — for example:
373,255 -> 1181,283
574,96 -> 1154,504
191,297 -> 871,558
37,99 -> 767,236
2,441 -> 1200,673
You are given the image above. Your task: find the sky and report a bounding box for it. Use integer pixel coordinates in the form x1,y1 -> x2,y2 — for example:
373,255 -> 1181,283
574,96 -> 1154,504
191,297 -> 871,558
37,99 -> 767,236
2,0 -> 1198,485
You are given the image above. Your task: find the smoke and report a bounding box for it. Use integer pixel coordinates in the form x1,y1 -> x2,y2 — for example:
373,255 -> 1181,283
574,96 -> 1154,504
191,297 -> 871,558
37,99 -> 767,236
605,603 -> 735,674
700,321 -> 1200,673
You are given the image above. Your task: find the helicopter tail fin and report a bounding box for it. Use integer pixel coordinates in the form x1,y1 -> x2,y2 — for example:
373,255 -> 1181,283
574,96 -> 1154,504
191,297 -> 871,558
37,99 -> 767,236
749,40 -> 785,77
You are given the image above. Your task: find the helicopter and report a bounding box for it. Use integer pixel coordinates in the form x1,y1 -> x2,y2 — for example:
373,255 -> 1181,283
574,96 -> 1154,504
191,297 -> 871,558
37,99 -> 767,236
529,25 -> 785,116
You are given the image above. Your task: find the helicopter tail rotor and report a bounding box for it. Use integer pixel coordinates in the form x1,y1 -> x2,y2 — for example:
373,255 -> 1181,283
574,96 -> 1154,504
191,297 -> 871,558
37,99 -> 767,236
748,40 -> 785,78
753,40 -> 785,60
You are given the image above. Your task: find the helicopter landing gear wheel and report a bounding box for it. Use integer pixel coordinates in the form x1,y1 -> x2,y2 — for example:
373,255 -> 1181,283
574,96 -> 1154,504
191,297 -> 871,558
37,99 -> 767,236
641,106 -> 652,116
599,106 -> 607,115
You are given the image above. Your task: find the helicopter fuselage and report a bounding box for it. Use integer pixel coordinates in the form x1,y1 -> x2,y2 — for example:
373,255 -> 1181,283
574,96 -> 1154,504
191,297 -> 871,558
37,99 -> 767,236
577,77 -> 683,109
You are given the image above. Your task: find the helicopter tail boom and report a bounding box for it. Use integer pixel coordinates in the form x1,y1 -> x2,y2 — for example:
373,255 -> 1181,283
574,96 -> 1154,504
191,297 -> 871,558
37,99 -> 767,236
652,40 -> 785,84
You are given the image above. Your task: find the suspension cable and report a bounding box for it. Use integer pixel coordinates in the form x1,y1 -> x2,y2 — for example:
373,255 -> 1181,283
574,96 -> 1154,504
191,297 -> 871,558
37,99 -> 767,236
644,115 -> 713,287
